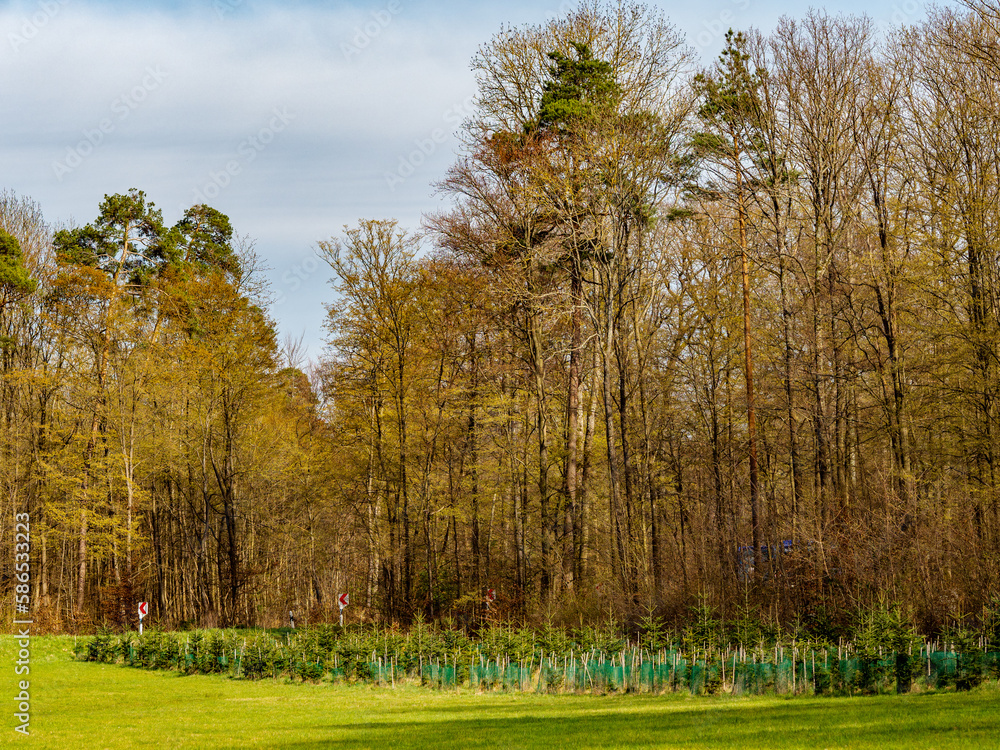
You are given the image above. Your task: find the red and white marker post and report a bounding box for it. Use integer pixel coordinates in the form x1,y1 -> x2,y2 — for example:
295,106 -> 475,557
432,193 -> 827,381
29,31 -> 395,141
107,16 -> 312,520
138,601 -> 148,634
338,593 -> 348,627
486,588 -> 496,607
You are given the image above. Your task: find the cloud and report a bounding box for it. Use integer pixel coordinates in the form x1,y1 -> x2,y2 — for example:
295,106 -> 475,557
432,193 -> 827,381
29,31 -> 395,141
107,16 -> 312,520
0,0 -> 497,361
3,3 -> 474,144
1,0 -> 903,361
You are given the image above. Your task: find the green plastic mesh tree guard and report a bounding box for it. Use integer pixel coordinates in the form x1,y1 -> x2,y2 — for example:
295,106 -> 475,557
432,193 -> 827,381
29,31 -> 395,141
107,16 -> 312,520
81,631 -> 1000,697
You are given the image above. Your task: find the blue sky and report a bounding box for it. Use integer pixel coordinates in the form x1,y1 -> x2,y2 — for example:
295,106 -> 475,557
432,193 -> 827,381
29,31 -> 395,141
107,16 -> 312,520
1,0 -> 945,362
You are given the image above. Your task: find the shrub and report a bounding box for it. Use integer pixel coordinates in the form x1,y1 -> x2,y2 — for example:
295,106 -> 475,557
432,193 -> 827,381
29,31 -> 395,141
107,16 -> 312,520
86,628 -> 116,662
852,603 -> 920,695
944,626 -> 984,691
637,610 -> 670,652
241,635 -> 276,680
682,600 -> 721,653
204,631 -> 228,674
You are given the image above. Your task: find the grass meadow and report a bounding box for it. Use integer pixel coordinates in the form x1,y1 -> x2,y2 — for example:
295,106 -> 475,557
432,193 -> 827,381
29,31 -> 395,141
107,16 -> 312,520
3,635 -> 999,749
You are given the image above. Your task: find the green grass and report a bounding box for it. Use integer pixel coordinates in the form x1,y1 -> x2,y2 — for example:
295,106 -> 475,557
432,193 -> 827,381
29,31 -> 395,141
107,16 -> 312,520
3,636 -> 999,749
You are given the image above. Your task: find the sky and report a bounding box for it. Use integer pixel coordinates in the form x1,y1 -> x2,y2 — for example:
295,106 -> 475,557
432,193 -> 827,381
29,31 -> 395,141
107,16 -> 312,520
1,0 -> 944,363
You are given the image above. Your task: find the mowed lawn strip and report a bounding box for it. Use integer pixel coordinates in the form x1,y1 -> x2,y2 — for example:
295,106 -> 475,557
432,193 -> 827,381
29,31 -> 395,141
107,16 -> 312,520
3,636 -> 999,749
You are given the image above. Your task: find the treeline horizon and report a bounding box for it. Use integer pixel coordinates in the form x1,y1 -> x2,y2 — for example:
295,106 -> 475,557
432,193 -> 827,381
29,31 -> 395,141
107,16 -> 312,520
3,0 -> 1000,635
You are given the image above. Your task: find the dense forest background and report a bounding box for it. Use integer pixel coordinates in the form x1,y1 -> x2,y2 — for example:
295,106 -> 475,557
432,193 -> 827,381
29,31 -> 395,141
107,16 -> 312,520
4,0 -> 1000,635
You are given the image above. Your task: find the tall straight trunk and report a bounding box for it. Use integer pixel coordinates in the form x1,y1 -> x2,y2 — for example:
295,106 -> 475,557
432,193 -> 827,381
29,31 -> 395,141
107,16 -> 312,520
967,231 -> 995,540
423,504 -> 434,620
671,432 -> 689,592
78,338 -> 110,614
212,411 -> 240,626
812,320 -> 830,528
629,264 -> 665,595
811,230 -> 831,531
564,256 -> 583,589
829,269 -> 847,509
616,339 -> 638,592
578,366 -> 598,584
152,486 -> 164,616
76,508 -> 88,613
518,458 -> 528,610
638,377 -> 661,596
870,209 -> 909,505
374,399 -> 399,620
778,246 -> 804,540
396,356 -> 411,612
527,301 -> 551,600
467,333 -> 481,592
366,414 -> 380,609
736,166 -> 761,575
711,383 -> 725,582
122,392 -> 138,576
598,260 -> 627,591
225,500 -> 238,623
40,530 -> 48,607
